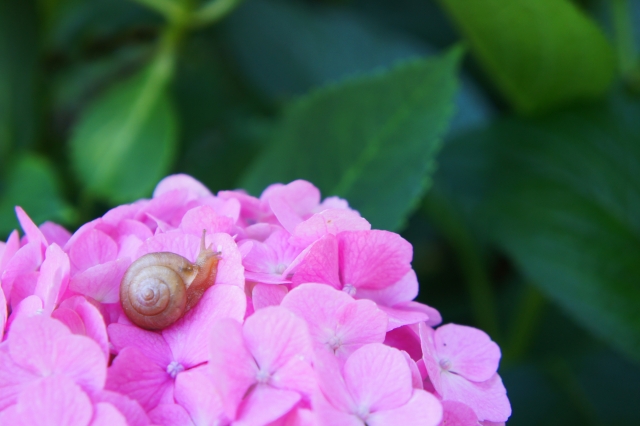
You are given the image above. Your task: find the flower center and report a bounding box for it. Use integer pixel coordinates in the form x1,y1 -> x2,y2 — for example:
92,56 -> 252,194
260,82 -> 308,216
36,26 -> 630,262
439,358 -> 452,371
342,284 -> 357,296
256,368 -> 271,384
274,263 -> 287,275
166,361 -> 185,378
327,335 -> 343,352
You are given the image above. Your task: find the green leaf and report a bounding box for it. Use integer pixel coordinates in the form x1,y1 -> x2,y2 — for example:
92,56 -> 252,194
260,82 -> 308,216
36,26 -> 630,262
70,57 -> 178,204
437,0 -> 616,114
0,155 -> 75,238
0,0 -> 41,161
241,47 -> 462,231
435,96 -> 640,361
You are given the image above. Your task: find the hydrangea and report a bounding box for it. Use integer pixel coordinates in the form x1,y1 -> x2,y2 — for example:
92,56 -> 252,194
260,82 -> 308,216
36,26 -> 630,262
0,174 -> 511,425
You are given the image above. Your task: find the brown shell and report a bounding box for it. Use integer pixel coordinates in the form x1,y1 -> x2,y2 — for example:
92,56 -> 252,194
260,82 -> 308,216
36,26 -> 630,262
120,252 -> 196,330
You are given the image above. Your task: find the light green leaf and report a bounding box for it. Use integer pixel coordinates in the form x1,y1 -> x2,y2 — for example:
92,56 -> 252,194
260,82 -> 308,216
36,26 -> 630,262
241,47 -> 462,231
435,96 -> 640,361
437,0 -> 616,114
70,58 -> 178,203
0,155 -> 75,237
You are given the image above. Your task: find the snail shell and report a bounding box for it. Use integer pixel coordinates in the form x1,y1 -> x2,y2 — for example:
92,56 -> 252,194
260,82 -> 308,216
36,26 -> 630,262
120,231 -> 221,330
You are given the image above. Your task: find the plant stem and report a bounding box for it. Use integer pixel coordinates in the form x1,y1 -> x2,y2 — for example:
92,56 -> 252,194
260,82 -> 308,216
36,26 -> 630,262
423,193 -> 500,340
129,0 -> 187,23
191,0 -> 245,27
503,283 -> 544,364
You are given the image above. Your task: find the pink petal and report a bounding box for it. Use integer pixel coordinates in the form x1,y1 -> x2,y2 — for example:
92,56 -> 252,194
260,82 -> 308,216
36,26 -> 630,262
180,205 -> 235,236
69,258 -> 130,303
338,231 -> 412,290
264,181 -> 321,233
154,174 -> 213,199
108,323 -> 172,366
57,296 -> 110,362
164,285 -> 247,367
439,401 -> 478,426
8,315 -> 69,373
0,284 -> 6,340
52,334 -> 107,393
6,295 -> 43,326
290,209 -> 370,247
175,366 -> 225,426
92,390 -> 150,426
378,305 -> 430,331
355,270 -> 418,306
434,324 -> 501,382
8,271 -> 38,309
253,284 -> 288,310
106,347 -> 174,411
209,318 -> 257,419
135,231 -> 199,261
203,234 -> 244,289
290,235 -> 341,289
34,244 -> 70,313
236,386 -> 301,425
313,351 -> 355,413
0,345 -> 39,410
438,373 -> 511,422
148,403 -> 194,426
39,222 -> 71,247
343,343 -> 412,413
0,375 -> 93,426
52,307 -> 86,335
419,323 -> 445,394
198,196 -> 241,222
1,241 -> 42,301
243,307 -> 313,376
313,391 -> 362,426
0,230 -> 20,272
114,219 -> 153,243
69,229 -> 118,273
90,402 -> 127,426
366,389 -> 442,426
15,206 -> 47,247
384,325 -> 422,361
402,351 -> 423,390
333,299 -> 388,359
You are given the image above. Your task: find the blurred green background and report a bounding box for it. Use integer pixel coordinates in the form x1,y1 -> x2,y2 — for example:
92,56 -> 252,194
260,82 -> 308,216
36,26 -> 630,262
2,0 -> 640,423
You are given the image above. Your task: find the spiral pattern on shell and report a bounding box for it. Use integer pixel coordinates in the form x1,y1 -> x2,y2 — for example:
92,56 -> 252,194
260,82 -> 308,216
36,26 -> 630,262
120,252 -> 194,330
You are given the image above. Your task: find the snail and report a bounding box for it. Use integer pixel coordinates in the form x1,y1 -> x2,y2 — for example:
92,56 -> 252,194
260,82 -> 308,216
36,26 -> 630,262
120,230 -> 221,330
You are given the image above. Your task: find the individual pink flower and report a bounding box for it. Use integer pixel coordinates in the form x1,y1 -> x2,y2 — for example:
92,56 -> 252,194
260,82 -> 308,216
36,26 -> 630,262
106,285 -> 246,411
243,229 -> 304,284
291,231 -> 412,292
280,284 -> 387,360
0,315 -> 106,410
314,343 -> 442,426
419,323 -> 511,422
0,375 -> 127,426
209,306 -> 316,424
148,366 -> 226,426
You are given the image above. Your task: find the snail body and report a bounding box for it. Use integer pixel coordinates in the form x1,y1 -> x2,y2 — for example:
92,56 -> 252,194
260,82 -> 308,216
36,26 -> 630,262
120,231 -> 221,330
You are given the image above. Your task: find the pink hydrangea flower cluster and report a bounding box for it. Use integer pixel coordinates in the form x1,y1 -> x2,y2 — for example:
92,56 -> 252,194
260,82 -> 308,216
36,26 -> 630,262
0,175 -> 511,425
